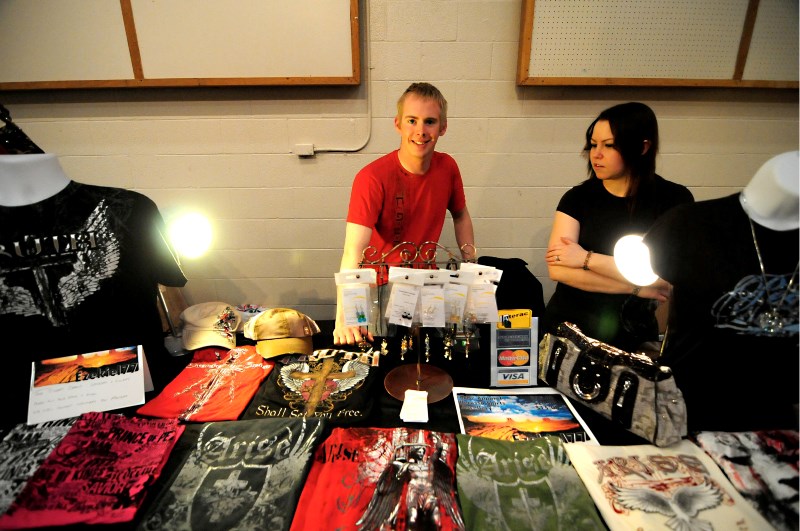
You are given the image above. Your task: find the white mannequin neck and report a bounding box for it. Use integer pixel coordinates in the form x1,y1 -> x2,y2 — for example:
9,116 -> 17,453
0,154 -> 71,207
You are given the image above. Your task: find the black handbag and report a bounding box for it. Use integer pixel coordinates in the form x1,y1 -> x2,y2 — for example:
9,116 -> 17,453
538,322 -> 687,447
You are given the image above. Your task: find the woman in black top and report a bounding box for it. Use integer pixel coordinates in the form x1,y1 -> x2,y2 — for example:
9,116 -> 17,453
543,102 -> 694,350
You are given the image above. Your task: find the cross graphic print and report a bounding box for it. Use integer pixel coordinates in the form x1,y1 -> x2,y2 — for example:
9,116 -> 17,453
509,485 -> 542,523
213,470 -> 249,495
5,248 -> 76,325
289,357 -> 356,416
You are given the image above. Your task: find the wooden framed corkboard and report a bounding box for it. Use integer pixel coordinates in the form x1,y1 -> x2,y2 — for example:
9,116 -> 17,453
517,0 -> 798,88
0,0 -> 360,90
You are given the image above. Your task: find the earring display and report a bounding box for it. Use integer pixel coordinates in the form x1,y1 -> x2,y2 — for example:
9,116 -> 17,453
356,241 -> 496,405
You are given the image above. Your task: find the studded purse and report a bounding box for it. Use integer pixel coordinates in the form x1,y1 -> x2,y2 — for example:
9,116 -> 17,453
538,322 -> 687,447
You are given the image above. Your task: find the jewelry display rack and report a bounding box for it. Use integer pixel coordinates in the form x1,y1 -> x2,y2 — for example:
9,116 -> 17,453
358,241 -> 479,403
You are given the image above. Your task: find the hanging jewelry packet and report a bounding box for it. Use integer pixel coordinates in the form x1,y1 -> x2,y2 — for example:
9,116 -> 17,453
419,270 -> 452,329
443,270 -> 475,327
385,267 -> 425,328
459,262 -> 502,323
335,269 -> 377,329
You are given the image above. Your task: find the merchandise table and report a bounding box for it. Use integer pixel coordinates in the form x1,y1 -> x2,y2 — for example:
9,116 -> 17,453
2,321 -> 793,530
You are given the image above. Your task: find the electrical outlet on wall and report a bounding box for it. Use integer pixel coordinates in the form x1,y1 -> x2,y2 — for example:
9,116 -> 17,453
293,143 -> 315,157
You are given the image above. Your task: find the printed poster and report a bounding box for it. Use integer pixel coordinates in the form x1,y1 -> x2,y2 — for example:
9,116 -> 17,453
452,386 -> 596,444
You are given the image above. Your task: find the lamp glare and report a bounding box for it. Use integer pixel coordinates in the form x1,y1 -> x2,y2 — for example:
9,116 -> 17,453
169,213 -> 212,259
614,235 -> 658,286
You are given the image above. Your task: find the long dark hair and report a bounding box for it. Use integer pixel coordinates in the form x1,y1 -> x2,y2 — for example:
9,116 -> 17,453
583,102 -> 659,200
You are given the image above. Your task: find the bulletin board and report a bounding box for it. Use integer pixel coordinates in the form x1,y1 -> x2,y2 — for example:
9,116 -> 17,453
0,0 -> 360,90
517,0 -> 798,88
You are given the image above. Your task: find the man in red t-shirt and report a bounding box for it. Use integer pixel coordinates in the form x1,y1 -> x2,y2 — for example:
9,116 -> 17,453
334,83 -> 475,345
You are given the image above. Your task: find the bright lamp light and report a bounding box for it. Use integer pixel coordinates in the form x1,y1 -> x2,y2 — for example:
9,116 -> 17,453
614,234 -> 658,286
168,212 -> 212,259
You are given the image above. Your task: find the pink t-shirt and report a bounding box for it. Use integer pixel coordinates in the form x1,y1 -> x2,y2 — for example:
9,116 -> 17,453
0,412 -> 183,528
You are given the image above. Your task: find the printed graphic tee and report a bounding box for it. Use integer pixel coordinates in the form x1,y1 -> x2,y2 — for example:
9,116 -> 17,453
455,434 -> 605,530
695,430 -> 798,531
137,345 -> 274,422
565,440 -> 775,531
0,418 -> 76,515
0,412 -> 183,528
291,427 -> 464,531
139,417 -> 324,531
0,182 -> 186,427
242,348 -> 379,425
644,194 -> 798,431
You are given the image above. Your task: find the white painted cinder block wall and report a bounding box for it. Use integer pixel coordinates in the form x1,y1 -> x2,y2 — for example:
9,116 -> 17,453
3,0 -> 798,323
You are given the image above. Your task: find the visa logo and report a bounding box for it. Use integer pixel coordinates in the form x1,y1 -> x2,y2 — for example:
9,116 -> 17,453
501,373 -> 528,381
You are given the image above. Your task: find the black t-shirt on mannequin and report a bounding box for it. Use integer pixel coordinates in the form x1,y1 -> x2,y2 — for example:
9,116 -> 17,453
644,153 -> 799,433
0,154 -> 186,427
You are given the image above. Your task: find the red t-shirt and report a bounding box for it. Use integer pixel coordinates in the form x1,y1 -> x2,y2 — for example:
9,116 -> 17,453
347,150 -> 467,279
137,345 -> 274,422
291,427 -> 463,531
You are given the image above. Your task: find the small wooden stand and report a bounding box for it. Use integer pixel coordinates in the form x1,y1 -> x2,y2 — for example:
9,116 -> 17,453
384,364 -> 454,404
384,325 -> 454,403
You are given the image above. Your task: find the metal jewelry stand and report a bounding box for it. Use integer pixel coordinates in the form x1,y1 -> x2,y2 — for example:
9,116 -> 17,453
359,241 -> 477,404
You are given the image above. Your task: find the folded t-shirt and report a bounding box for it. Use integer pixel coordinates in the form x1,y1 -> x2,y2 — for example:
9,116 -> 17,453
0,412 -> 183,528
137,345 -> 273,422
242,348 -> 378,424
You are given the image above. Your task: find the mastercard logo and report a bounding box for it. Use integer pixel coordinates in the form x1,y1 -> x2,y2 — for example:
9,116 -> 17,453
497,349 -> 529,366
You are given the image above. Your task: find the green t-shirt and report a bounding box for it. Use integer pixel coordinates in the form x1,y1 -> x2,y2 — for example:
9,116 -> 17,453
456,434 -> 605,530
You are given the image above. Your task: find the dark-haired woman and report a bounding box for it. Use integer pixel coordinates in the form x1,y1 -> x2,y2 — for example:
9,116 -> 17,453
543,102 -> 693,351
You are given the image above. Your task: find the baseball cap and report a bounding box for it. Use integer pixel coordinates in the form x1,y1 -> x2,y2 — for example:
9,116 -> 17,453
740,151 -> 799,231
243,307 -> 320,359
181,302 -> 241,351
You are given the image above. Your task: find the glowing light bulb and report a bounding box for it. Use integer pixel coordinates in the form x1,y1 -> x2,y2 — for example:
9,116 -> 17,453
614,234 -> 658,286
169,212 -> 212,259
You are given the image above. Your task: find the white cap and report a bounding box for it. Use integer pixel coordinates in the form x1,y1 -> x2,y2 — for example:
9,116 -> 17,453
740,151 -> 799,231
180,302 -> 240,351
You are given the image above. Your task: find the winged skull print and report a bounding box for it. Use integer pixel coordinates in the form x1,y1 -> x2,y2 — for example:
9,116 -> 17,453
0,199 -> 119,326
613,480 -> 723,531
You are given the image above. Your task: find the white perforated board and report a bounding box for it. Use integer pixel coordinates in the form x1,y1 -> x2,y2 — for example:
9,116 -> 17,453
0,0 -> 359,89
131,0 -> 354,79
522,0 -> 798,85
530,0 -> 747,79
743,0 -> 799,81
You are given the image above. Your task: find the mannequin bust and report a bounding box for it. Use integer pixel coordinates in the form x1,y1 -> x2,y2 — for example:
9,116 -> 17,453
635,151 -> 799,432
739,150 -> 799,231
0,153 -> 71,207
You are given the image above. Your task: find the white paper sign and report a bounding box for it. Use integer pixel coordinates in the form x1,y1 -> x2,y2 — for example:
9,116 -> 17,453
27,345 -> 146,425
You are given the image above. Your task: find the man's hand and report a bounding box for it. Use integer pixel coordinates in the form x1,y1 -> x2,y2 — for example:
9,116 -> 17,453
333,322 -> 374,346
